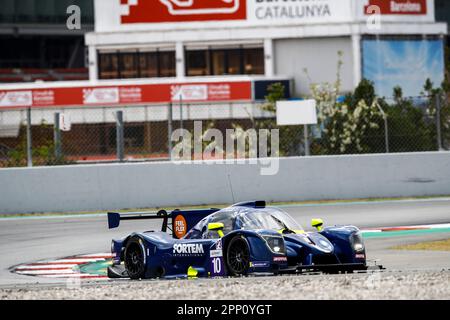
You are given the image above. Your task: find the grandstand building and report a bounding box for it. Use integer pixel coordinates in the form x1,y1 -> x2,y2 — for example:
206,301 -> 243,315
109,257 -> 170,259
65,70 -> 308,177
0,0 -> 93,83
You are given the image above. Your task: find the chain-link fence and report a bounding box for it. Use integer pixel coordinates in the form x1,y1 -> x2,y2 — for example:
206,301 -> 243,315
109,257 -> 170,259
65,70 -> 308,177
0,95 -> 448,168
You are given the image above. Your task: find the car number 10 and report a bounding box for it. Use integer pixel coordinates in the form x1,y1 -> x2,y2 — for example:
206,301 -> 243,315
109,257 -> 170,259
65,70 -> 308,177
212,257 -> 222,273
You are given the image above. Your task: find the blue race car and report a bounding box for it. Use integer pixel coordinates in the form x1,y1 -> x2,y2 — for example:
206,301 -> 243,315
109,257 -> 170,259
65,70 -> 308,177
107,201 -> 369,279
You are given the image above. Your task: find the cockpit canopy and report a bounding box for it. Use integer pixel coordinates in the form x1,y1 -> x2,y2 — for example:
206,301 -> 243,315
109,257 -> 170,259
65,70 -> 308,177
184,206 -> 303,239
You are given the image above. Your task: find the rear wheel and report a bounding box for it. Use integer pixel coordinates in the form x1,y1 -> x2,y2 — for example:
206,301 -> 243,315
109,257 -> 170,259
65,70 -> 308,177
226,236 -> 250,276
124,237 -> 146,279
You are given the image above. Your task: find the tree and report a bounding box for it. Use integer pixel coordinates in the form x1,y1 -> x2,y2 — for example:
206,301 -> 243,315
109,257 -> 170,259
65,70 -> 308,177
385,85 -> 435,152
308,57 -> 384,154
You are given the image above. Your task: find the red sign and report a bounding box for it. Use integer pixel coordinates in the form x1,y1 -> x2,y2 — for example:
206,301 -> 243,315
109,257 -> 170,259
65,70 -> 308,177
120,0 -> 247,24
364,0 -> 427,15
0,81 -> 252,109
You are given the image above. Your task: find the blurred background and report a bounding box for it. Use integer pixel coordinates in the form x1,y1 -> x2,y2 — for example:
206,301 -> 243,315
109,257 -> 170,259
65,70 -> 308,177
0,0 -> 449,167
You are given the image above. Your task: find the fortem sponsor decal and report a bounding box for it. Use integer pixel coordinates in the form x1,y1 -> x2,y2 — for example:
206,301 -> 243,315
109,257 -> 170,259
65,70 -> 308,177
173,243 -> 205,256
174,214 -> 188,238
120,0 -> 247,24
0,81 -> 251,109
364,0 -> 427,15
0,91 -> 32,107
13,253 -> 114,280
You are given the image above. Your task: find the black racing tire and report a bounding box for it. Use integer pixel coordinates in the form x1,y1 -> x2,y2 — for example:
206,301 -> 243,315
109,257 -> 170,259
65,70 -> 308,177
124,237 -> 146,279
226,236 -> 250,276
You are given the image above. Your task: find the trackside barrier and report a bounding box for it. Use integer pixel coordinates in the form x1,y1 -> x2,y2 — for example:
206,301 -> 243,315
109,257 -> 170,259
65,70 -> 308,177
0,152 -> 449,214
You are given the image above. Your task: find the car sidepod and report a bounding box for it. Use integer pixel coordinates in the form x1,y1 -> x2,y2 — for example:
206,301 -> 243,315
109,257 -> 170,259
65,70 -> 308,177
142,233 -> 227,278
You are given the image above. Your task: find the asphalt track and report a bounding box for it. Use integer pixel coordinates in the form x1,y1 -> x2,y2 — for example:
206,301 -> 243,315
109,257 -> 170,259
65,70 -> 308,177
0,198 -> 450,287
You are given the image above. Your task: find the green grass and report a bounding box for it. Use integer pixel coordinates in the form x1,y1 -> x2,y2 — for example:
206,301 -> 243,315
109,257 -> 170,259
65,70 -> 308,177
391,238 -> 450,251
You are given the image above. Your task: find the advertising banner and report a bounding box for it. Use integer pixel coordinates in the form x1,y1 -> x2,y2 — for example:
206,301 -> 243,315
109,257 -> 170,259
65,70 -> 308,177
362,39 -> 444,98
97,0 -> 354,32
0,81 -> 252,109
120,0 -> 247,23
357,0 -> 434,22
363,0 -> 427,15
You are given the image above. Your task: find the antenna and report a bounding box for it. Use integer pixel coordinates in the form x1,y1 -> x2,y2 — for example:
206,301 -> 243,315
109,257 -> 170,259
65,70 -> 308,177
227,173 -> 235,204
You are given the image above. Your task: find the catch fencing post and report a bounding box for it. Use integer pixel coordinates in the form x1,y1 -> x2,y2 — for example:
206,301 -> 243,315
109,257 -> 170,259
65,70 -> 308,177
116,111 -> 124,162
179,96 -> 183,131
376,103 -> 389,153
168,103 -> 173,161
26,107 -> 32,167
436,94 -> 443,151
303,125 -> 310,156
54,112 -> 62,159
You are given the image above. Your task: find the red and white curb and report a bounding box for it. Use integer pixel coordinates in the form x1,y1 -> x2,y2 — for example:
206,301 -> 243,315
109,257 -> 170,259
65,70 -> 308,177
361,223 -> 450,233
13,253 -> 114,280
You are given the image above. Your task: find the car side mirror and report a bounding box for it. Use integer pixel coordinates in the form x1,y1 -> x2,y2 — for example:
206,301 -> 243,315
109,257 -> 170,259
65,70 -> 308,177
311,218 -> 324,231
208,222 -> 225,238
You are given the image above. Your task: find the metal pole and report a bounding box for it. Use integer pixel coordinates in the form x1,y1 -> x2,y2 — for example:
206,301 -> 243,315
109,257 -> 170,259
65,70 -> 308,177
436,94 -> 443,151
54,113 -> 61,159
179,96 -> 183,131
116,111 -> 124,162
384,116 -> 389,153
26,107 -> 32,167
168,103 -> 173,161
304,125 -> 310,156
376,103 -> 389,153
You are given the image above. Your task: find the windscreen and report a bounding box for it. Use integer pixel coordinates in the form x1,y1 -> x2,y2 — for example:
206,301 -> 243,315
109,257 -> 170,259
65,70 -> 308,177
239,208 -> 303,231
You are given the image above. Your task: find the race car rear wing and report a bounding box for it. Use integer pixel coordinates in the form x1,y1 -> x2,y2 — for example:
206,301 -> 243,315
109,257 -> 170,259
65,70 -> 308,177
107,210 -> 170,231
107,208 -> 220,238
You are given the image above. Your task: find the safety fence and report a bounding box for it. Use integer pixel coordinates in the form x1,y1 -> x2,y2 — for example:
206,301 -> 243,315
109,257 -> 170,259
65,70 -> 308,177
0,95 -> 448,167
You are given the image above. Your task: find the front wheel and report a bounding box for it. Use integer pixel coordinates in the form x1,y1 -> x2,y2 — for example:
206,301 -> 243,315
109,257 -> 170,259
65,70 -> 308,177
124,237 -> 146,279
226,236 -> 250,276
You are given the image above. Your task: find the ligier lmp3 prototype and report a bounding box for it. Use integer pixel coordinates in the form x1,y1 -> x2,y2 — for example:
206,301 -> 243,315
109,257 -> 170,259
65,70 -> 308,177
107,201 -> 370,279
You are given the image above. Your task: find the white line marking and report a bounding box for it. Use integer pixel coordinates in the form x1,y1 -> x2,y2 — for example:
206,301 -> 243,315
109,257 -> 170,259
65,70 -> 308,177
43,258 -> 105,264
16,269 -> 78,275
362,223 -> 450,233
15,264 -> 78,270
78,253 -> 114,258
42,274 -> 108,279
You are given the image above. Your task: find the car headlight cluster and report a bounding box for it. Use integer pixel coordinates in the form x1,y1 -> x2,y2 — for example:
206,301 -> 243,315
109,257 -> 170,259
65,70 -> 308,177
262,236 -> 286,254
350,232 -> 365,253
318,238 -> 333,252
